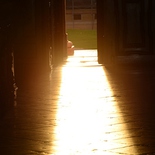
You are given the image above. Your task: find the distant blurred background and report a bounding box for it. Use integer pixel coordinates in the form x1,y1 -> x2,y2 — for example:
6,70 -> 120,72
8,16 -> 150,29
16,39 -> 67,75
66,0 -> 97,49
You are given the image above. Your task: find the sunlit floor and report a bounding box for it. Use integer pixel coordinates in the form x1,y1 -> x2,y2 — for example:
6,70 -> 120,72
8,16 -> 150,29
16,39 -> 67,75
1,50 -> 155,155
51,50 -> 136,154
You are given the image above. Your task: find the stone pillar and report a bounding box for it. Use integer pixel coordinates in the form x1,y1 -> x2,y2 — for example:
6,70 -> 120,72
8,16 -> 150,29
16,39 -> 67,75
52,0 -> 67,65
35,0 -> 51,71
97,0 -> 116,65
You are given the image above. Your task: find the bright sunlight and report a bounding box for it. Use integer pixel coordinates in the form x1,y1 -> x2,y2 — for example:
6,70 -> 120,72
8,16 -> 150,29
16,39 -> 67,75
51,50 -> 136,155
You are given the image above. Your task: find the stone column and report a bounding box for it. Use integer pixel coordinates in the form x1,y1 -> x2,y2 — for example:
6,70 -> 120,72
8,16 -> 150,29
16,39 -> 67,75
52,0 -> 67,65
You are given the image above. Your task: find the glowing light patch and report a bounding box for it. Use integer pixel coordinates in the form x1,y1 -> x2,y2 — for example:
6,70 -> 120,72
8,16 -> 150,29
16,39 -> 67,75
51,50 -> 136,154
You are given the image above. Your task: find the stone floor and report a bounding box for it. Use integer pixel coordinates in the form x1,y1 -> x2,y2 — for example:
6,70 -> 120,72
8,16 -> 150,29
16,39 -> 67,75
0,50 -> 155,155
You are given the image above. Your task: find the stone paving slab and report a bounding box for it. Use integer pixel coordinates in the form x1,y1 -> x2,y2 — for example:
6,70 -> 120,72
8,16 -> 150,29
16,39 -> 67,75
0,50 -> 155,155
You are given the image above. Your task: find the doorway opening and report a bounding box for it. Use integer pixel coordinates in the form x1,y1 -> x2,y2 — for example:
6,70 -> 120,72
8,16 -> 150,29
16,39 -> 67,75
65,0 -> 97,60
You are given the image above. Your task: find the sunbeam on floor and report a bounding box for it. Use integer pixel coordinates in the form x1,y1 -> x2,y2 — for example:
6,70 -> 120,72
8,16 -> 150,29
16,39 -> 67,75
51,50 -> 136,155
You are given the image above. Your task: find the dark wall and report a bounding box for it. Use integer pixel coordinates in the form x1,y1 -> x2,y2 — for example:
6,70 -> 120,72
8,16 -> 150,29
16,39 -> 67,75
97,0 -> 155,65
0,1 -> 17,116
0,0 -> 67,81
14,0 -> 67,83
97,0 -> 116,64
0,0 -> 67,113
152,0 -> 155,54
